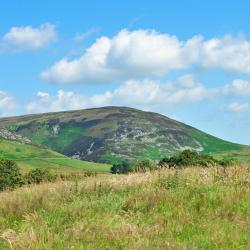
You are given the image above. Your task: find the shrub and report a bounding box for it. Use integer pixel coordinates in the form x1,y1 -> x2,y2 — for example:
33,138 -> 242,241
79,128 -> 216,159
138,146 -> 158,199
110,160 -> 132,174
218,157 -> 238,166
131,159 -> 157,172
111,159 -> 158,174
25,168 -> 56,184
159,150 -> 218,168
0,158 -> 23,191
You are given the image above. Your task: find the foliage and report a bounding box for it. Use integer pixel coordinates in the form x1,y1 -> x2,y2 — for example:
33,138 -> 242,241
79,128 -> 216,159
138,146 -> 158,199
159,150 -> 218,168
110,160 -> 132,174
0,158 -> 23,191
131,159 -> 157,172
218,157 -> 238,166
25,168 -> 56,184
111,159 -> 157,174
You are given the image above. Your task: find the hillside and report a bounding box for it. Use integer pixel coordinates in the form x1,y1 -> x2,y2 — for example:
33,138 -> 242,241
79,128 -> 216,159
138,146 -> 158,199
0,127 -> 110,173
0,106 -> 248,164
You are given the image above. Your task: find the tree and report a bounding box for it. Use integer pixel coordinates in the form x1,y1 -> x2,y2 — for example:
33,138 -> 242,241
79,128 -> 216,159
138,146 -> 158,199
0,158 -> 23,191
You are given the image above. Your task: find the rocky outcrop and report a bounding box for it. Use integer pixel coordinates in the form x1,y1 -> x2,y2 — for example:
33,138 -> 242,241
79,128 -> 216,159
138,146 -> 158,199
0,127 -> 31,144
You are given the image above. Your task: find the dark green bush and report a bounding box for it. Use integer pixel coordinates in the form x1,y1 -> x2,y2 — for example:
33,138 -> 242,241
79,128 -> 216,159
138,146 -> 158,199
218,157 -> 238,166
111,159 -> 157,174
0,158 -> 23,191
110,160 -> 132,174
159,150 -> 218,168
25,168 -> 56,184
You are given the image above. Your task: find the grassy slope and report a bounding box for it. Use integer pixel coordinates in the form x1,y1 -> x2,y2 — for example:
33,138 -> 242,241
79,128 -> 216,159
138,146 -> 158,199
0,138 -> 110,173
0,166 -> 249,249
191,129 -> 250,163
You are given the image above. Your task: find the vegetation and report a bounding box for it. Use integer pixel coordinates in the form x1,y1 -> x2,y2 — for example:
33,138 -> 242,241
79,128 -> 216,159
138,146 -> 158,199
0,158 -> 23,191
0,165 -> 249,249
0,158 -> 58,191
111,150 -> 237,174
110,160 -> 132,174
111,159 -> 157,174
159,150 -> 236,168
25,168 -> 56,184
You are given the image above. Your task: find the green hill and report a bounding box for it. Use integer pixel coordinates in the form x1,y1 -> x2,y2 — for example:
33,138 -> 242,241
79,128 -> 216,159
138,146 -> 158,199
0,128 -> 110,173
0,106 -> 249,163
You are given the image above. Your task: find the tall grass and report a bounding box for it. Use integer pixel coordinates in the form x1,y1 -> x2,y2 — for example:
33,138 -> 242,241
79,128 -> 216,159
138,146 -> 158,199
0,165 -> 249,249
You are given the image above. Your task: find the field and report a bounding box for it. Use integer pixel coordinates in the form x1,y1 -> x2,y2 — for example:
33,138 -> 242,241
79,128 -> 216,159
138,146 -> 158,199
0,165 -> 249,249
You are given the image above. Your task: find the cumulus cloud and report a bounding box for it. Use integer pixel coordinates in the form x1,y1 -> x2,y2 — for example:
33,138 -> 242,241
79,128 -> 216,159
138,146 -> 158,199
0,91 -> 16,115
27,75 -> 217,114
41,29 -> 201,84
41,29 -> 250,85
0,23 -> 57,52
95,75 -> 216,106
200,35 -> 250,74
26,90 -> 87,114
227,102 -> 250,112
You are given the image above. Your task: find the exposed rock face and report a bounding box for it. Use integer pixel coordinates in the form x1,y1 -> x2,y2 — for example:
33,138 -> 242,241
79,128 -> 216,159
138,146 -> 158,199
0,127 -> 31,144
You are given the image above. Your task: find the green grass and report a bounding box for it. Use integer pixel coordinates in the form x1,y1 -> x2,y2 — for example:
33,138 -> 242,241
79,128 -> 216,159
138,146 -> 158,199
0,138 -> 110,174
191,130 -> 242,153
30,126 -> 85,152
143,146 -> 165,159
0,165 -> 249,249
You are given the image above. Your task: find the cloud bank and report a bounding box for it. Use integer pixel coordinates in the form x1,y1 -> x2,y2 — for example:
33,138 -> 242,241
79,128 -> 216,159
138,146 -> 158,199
41,29 -> 250,84
27,75 -> 250,114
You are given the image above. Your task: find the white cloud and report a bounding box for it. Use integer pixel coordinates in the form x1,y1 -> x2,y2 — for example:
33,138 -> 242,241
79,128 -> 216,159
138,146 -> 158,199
221,79 -> 250,96
27,75 -> 217,114
41,29 -> 250,85
228,102 -> 250,112
37,91 -> 50,98
23,74 -> 250,115
0,91 -> 16,115
109,76 -> 215,105
41,29 -> 201,84
26,90 -> 87,114
200,35 -> 250,74
0,23 -> 57,52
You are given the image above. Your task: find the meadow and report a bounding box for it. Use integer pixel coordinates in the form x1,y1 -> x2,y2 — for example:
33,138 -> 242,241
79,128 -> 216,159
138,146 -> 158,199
0,165 -> 249,249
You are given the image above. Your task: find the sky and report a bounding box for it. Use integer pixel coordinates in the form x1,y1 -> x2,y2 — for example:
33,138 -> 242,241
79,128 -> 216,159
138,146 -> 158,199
0,0 -> 250,144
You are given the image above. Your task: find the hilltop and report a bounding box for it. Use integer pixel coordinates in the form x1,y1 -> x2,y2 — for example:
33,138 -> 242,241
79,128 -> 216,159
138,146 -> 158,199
0,106 -> 248,164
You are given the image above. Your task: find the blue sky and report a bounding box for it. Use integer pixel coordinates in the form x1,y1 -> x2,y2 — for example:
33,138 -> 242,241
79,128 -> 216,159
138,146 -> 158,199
0,0 -> 250,144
